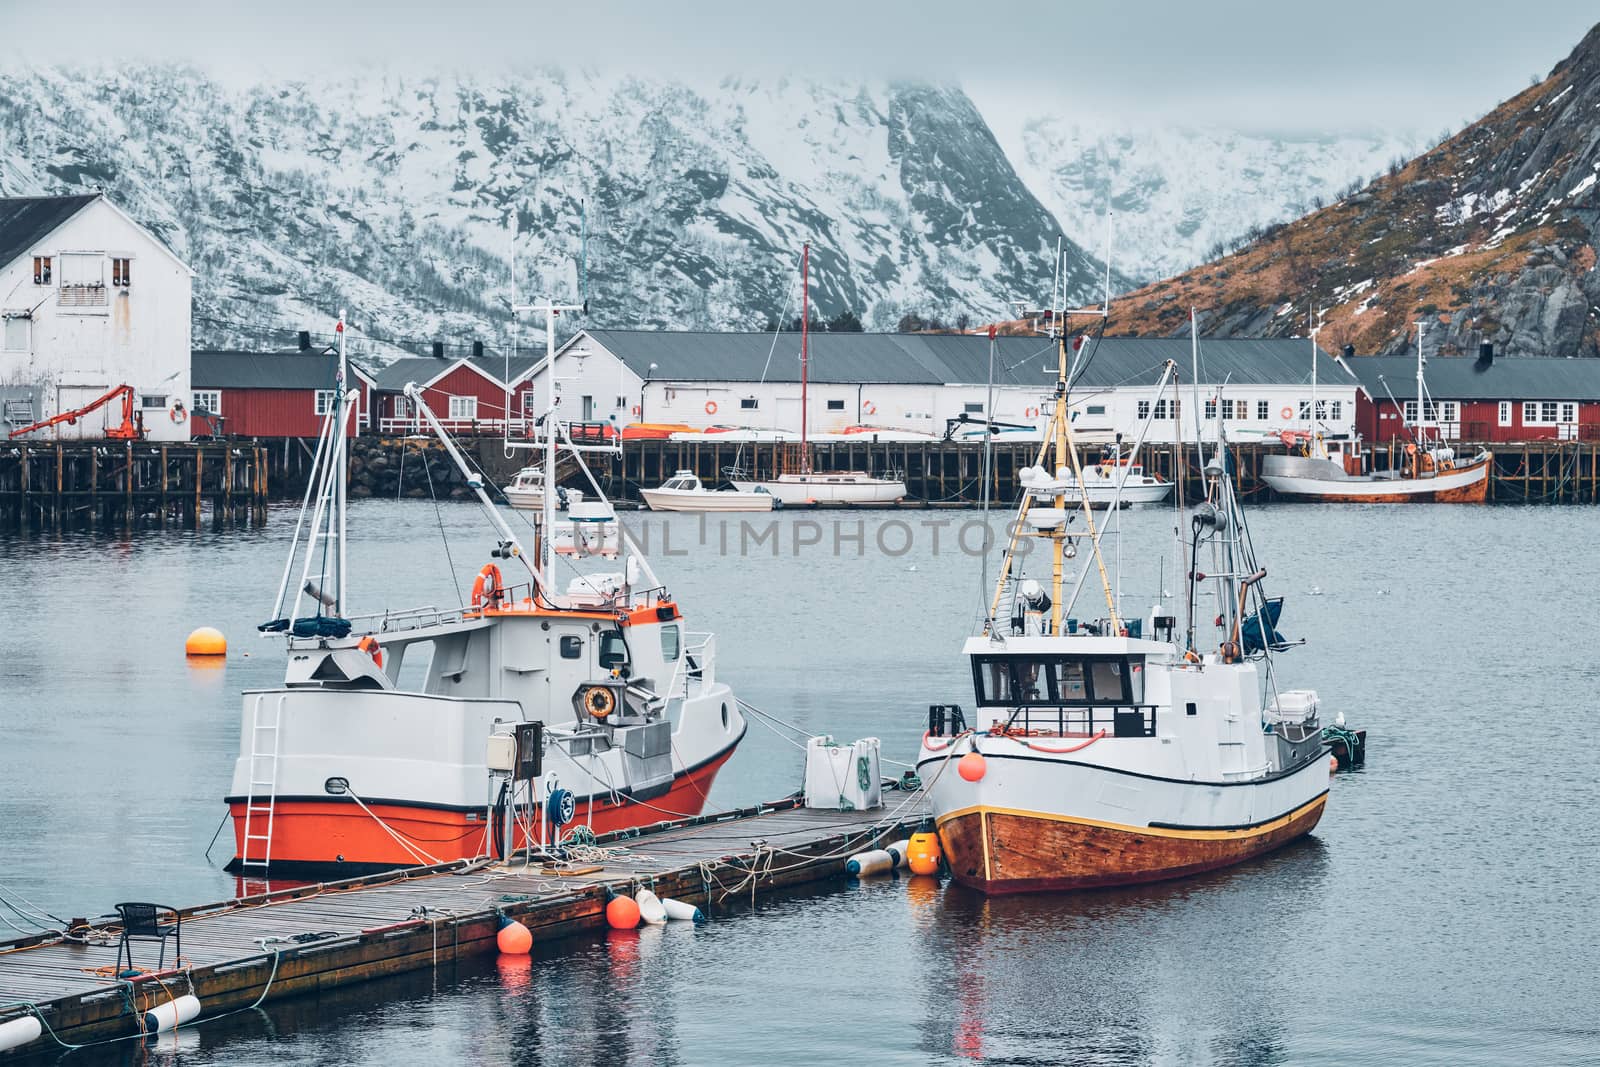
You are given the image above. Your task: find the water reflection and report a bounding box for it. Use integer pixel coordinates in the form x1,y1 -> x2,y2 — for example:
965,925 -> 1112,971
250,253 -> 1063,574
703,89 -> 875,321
916,838 -> 1327,1064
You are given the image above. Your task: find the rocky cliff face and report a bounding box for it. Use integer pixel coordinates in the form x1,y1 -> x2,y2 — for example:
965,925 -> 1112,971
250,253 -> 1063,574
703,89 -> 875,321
0,65 -> 1116,354
1105,23 -> 1600,359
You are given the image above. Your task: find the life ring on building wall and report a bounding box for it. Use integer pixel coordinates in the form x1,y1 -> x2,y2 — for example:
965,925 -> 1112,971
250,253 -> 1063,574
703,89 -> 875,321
169,400 -> 187,423
1281,405 -> 1294,420
357,635 -> 383,669
863,402 -> 877,416
705,400 -> 718,415
471,563 -> 504,610
632,405 -> 641,416
1025,406 -> 1040,418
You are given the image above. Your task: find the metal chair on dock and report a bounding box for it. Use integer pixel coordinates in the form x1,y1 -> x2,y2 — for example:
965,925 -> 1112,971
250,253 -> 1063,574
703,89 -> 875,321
114,903 -> 181,974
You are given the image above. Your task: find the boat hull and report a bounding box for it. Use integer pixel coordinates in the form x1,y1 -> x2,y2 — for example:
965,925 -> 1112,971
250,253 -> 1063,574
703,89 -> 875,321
226,746 -> 737,875
1261,453 -> 1491,502
936,792 -> 1326,894
731,475 -> 907,504
639,488 -> 774,512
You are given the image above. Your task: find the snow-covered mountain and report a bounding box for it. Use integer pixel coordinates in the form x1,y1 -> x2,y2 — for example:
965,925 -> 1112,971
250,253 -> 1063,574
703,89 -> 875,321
985,111 -> 1424,283
0,64 -> 1115,354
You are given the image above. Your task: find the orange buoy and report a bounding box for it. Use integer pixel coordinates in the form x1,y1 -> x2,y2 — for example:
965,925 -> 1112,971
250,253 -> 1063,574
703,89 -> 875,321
185,626 -> 227,656
957,752 -> 987,782
605,895 -> 640,930
496,918 -> 532,955
907,831 -> 942,876
1329,754 -> 1339,774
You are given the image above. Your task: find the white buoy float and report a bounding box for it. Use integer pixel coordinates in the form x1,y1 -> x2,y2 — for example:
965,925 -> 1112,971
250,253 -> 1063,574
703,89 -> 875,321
142,994 -> 201,1035
845,849 -> 895,877
660,897 -> 704,923
635,889 -> 668,925
0,1015 -> 42,1053
884,839 -> 912,869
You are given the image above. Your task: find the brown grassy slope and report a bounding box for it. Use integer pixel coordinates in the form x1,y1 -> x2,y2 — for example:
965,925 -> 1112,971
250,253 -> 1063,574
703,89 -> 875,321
1102,23 -> 1600,358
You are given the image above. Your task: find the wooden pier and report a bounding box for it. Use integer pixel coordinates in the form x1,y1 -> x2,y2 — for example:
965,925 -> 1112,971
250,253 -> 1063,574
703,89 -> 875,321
0,442 -> 269,530
0,796 -> 924,1056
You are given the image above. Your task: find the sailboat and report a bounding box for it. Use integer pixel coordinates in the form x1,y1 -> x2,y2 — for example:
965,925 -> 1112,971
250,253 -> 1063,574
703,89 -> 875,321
731,243 -> 908,505
916,326 -> 1333,894
225,308 -> 746,876
1261,323 -> 1491,502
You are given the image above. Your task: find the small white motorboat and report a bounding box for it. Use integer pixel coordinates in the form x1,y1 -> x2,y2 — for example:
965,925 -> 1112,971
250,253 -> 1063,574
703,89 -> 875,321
640,470 -> 775,512
730,470 -> 908,505
502,466 -> 584,512
1019,448 -> 1173,508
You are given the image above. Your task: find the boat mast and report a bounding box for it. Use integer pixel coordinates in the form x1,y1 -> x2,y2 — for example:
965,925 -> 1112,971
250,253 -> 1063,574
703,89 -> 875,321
800,242 -> 811,474
1415,319 -> 1428,458
336,310 -> 348,613
1310,307 -> 1319,452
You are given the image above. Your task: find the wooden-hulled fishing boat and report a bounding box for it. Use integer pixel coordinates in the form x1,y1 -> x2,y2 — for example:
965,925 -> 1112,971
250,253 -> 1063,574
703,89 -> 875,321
917,323 -> 1333,894
1262,323 -> 1491,503
226,308 -> 745,876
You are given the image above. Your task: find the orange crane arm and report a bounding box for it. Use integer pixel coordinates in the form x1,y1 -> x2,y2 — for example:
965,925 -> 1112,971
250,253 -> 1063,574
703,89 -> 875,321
7,383 -> 144,440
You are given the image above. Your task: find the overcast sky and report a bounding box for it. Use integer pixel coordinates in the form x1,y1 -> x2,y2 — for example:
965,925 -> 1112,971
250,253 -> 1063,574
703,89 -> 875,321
6,2 -> 1598,132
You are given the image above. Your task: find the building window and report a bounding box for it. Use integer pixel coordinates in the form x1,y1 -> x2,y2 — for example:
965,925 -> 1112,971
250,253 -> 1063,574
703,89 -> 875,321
140,394 -> 168,410
963,401 -> 984,414
111,258 -> 131,288
32,257 -> 51,285
192,390 -> 221,414
740,397 -> 758,410
1153,398 -> 1179,420
522,391 -> 537,416
2,316 -> 28,352
1297,400 -> 1311,420
615,395 -> 626,409
1561,402 -> 1577,424
1086,404 -> 1107,416
1256,400 -> 1269,420
1498,401 -> 1512,426
1204,398 -> 1217,420
315,390 -> 337,415
1330,400 -> 1343,421
448,395 -> 477,420
827,399 -> 845,411
392,396 -> 411,418
1137,400 -> 1151,420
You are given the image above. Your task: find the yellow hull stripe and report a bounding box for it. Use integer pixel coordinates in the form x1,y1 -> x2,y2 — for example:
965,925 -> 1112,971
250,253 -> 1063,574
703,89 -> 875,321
934,792 -> 1327,841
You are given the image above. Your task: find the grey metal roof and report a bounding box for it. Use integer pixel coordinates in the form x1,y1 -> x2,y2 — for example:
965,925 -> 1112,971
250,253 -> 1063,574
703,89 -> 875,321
1344,355 -> 1600,401
581,330 -> 1348,390
192,349 -> 372,390
372,352 -> 538,391
0,194 -> 99,272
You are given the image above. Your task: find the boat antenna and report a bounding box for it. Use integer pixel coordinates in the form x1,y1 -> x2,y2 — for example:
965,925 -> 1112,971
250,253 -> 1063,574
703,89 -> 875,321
1189,307 -> 1206,474
979,322 -> 998,623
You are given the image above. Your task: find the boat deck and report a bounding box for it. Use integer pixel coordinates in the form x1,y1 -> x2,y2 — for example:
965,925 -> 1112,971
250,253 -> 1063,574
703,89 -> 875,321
0,795 -> 926,1055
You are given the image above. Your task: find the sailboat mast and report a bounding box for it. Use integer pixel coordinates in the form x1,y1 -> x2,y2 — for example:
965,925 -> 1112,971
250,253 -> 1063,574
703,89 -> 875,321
1050,335 -> 1068,637
800,242 -> 811,474
336,309 -> 348,614
1310,310 -> 1319,443
543,305 -> 559,581
1416,319 -> 1427,446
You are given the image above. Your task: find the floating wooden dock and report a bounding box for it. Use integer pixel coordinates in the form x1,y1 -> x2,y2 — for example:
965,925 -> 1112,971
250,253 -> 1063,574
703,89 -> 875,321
0,796 -> 924,1056
0,442 -> 269,530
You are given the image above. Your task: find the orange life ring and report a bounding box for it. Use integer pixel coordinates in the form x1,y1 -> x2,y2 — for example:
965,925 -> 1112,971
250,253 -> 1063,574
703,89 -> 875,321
583,685 -> 616,720
169,400 -> 187,423
1281,405 -> 1293,420
705,400 -> 718,415
1026,406 -> 1040,418
863,402 -> 877,416
471,563 -> 504,610
631,405 -> 641,416
357,634 -> 383,669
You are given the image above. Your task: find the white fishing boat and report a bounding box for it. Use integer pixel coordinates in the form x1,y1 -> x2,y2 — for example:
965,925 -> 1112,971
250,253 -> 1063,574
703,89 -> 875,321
736,244 -> 908,504
226,307 -> 746,876
502,465 -> 584,512
916,325 -> 1335,894
1020,443 -> 1172,507
640,470 -> 775,512
1261,322 -> 1490,503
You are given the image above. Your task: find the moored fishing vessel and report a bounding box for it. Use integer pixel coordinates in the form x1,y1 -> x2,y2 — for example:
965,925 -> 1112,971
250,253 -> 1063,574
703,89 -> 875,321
640,469 -> 775,512
1262,323 -> 1490,502
226,309 -> 746,875
916,326 -> 1334,894
502,465 -> 584,511
1024,441 -> 1173,507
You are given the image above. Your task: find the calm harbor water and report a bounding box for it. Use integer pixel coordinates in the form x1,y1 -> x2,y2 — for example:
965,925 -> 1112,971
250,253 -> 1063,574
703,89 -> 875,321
2,501 -> 1598,1065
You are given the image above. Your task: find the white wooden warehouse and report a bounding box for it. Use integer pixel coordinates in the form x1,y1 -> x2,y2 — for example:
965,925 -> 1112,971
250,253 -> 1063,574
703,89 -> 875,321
0,193 -> 194,442
531,329 -> 1359,442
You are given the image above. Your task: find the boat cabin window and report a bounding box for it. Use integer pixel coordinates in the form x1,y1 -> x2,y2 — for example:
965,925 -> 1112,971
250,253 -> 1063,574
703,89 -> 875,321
599,629 -> 630,672
660,624 -> 681,662
972,655 -> 1142,707
559,635 -> 583,659
661,477 -> 691,490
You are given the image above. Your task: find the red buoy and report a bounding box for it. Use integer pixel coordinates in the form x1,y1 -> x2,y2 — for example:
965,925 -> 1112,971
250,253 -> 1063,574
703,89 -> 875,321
496,919 -> 532,955
606,895 -> 641,930
957,752 -> 987,782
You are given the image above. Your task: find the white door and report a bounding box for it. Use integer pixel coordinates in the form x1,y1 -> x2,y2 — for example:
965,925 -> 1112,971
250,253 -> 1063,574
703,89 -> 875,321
55,385 -> 111,440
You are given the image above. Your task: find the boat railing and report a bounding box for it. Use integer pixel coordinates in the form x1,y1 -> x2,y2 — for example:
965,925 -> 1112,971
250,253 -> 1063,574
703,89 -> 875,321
665,632 -> 717,699
346,604 -> 470,635
1002,703 -> 1158,739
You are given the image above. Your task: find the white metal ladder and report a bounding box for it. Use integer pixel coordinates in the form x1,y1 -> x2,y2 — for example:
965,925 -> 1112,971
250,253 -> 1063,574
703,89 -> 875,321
240,695 -> 284,870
